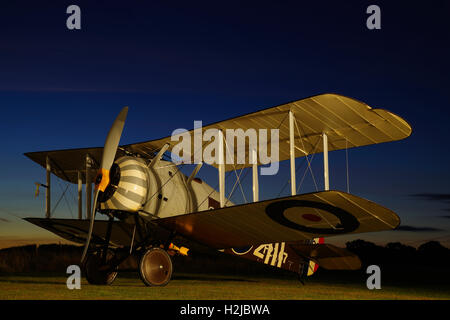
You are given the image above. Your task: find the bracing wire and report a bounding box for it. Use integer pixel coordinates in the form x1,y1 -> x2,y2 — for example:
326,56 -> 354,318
346,139 -> 350,193
294,118 -> 318,191
60,180 -> 74,218
296,139 -> 321,194
225,167 -> 246,206
51,179 -> 73,218
226,168 -> 251,206
223,136 -> 248,204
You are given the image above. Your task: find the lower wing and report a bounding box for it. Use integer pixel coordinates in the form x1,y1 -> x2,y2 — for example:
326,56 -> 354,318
24,218 -> 135,247
156,190 -> 400,249
24,190 -> 398,272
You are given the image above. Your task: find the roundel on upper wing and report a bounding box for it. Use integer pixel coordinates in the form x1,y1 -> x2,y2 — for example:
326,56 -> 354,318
302,213 -> 322,222
265,200 -> 360,234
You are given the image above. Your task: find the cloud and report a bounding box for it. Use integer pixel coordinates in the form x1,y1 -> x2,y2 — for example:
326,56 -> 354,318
411,193 -> 450,212
396,225 -> 443,232
411,193 -> 450,202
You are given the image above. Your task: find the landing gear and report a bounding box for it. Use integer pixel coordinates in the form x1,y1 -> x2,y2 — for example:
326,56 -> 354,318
139,247 -> 173,286
296,261 -> 307,285
82,214 -> 176,287
84,250 -> 118,285
297,272 -> 305,285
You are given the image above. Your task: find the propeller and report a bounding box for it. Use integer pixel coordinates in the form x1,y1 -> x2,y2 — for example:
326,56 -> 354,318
81,106 -> 128,263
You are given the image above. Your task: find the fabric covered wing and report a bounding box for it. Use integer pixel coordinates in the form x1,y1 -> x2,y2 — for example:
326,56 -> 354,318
127,93 -> 412,172
156,190 -> 400,249
25,93 -> 411,183
25,147 -> 103,184
24,218 -> 135,247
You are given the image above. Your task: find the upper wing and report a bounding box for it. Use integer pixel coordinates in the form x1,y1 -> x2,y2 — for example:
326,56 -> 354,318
146,93 -> 411,172
25,93 -> 412,183
156,190 -> 400,249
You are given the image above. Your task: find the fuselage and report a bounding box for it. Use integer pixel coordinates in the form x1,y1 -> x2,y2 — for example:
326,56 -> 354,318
99,156 -> 226,221
96,155 -> 312,277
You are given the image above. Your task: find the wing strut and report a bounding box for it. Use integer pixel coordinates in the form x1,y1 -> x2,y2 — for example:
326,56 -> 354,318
86,154 -> 93,220
77,171 -> 82,220
323,132 -> 329,191
148,143 -> 169,169
252,148 -> 259,202
45,156 -> 51,218
289,110 -> 296,196
218,129 -> 225,207
187,162 -> 203,184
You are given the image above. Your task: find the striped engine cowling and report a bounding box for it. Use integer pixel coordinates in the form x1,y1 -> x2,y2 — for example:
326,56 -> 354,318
99,156 -> 149,212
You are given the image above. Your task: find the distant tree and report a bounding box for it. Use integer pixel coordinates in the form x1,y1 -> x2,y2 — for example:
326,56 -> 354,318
384,242 -> 416,265
346,240 -> 385,266
418,241 -> 447,254
386,242 -> 413,251
346,239 -> 378,251
417,241 -> 450,266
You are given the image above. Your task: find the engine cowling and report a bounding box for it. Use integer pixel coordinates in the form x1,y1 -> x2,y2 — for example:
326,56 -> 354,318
99,156 -> 149,212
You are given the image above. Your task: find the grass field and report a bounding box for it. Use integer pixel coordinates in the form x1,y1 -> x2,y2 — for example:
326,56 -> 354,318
1,272 -> 449,300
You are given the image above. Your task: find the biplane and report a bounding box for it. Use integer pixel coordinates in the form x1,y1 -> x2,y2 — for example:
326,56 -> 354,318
24,93 -> 411,286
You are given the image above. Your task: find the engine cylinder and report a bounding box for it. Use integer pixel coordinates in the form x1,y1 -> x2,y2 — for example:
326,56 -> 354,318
99,156 -> 149,212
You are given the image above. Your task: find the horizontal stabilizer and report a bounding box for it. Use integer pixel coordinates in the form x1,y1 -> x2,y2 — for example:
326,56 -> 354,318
288,242 -> 361,270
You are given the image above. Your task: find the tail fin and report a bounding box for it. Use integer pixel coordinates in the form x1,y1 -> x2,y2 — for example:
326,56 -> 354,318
307,237 -> 324,276
290,239 -> 362,276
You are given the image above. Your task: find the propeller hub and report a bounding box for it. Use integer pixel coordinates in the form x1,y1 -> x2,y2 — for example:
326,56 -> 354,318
95,168 -> 110,192
81,106 -> 128,264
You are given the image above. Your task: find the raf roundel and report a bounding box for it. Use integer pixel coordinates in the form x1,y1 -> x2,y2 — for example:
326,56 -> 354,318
265,200 -> 360,235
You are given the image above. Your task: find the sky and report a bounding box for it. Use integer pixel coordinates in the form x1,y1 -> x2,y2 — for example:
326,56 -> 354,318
0,0 -> 449,249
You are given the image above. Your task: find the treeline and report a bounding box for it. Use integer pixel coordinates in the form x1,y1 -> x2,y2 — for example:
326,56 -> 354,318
0,244 -> 83,273
345,239 -> 450,268
0,243 -> 280,276
314,240 -> 450,286
0,240 -> 449,277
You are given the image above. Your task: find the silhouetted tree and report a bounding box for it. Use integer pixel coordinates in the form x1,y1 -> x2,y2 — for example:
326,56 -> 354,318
385,242 -> 416,265
417,241 -> 450,266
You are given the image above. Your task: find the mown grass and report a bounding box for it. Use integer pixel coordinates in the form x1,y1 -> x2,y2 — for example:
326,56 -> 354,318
1,272 -> 449,300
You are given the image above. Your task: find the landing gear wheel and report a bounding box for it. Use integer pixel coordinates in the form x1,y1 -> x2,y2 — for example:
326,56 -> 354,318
84,251 -> 118,285
139,247 -> 173,286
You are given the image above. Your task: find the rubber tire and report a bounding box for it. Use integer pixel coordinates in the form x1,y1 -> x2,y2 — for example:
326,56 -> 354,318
84,251 -> 118,285
139,247 -> 173,287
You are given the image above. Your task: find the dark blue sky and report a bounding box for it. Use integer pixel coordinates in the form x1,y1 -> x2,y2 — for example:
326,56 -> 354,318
0,1 -> 449,247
